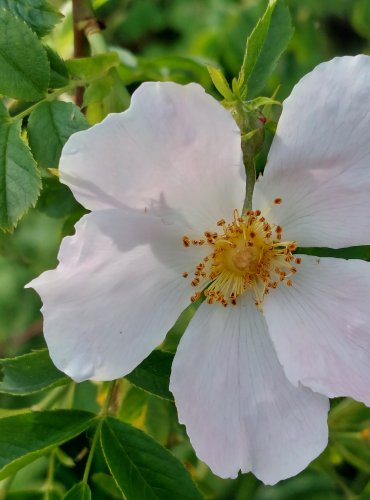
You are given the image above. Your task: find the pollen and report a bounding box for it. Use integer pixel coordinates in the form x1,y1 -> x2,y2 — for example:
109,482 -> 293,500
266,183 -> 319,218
182,204 -> 299,308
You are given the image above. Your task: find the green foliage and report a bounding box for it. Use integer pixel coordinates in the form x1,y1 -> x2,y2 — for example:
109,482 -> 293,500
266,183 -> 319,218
0,0 -> 370,498
91,473 -> 123,499
0,118 -> 41,232
63,482 -> 91,500
0,349 -> 68,395
45,46 -> 69,89
0,410 -> 96,479
0,0 -> 62,37
207,65 -> 234,100
352,0 -> 370,38
101,417 -> 203,500
238,0 -> 294,98
126,350 -> 174,401
66,53 -> 120,83
0,9 -> 50,101
84,69 -> 130,124
28,101 -> 89,169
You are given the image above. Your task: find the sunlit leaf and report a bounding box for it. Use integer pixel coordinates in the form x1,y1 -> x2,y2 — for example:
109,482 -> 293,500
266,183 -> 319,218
238,0 -> 293,98
66,53 -> 120,83
207,65 -> 234,100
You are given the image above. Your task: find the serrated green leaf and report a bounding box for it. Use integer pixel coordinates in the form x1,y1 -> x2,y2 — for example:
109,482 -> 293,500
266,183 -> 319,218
0,349 -> 69,395
92,473 -> 122,499
126,350 -> 174,401
0,119 -> 41,231
63,482 -> 91,500
0,410 -> 96,480
45,46 -> 69,89
207,65 -> 234,100
0,0 -> 62,37
0,9 -> 50,100
66,53 -> 120,83
28,101 -> 88,169
239,0 -> 293,98
101,417 -> 203,500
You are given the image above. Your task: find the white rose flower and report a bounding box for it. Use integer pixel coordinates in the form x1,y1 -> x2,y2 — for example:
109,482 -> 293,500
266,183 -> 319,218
28,55 -> 370,485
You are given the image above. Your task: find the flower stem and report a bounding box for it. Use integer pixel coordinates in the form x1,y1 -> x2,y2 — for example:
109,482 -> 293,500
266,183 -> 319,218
242,151 -> 256,212
9,84 -> 78,122
226,100 -> 263,212
82,380 -> 118,483
43,448 -> 56,500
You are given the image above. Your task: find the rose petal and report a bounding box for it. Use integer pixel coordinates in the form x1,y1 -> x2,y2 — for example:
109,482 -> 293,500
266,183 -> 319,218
27,210 -> 204,382
170,298 -> 329,484
60,82 -> 244,231
253,55 -> 370,248
264,255 -> 370,404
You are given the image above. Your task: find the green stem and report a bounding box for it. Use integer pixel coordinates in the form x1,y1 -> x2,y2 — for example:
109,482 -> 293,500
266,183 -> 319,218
44,449 -> 56,500
65,382 -> 76,408
72,0 -> 108,57
10,84 -> 78,122
325,465 -> 356,500
82,380 -> 117,483
242,153 -> 256,212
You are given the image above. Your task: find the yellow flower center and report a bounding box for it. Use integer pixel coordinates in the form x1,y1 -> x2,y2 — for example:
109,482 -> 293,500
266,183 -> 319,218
182,200 -> 301,308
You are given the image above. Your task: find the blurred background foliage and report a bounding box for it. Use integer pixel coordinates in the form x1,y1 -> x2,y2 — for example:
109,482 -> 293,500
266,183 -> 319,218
1,0 -> 370,498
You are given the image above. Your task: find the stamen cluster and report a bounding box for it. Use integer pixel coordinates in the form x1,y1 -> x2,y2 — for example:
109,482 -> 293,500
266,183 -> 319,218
182,200 -> 300,308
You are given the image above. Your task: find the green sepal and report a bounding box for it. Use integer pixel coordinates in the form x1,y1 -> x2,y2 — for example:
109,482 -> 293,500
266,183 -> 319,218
207,65 -> 234,100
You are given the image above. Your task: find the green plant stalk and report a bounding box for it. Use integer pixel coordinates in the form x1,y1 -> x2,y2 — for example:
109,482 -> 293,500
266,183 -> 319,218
82,380 -> 118,483
72,0 -> 108,107
226,99 -> 264,212
43,448 -> 56,500
9,61 -> 110,123
242,145 -> 256,212
87,31 -> 108,55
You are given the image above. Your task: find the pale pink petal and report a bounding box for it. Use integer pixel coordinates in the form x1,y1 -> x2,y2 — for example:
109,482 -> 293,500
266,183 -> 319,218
27,210 -> 205,382
60,82 -> 244,231
264,255 -> 370,404
170,298 -> 329,484
253,56 -> 370,248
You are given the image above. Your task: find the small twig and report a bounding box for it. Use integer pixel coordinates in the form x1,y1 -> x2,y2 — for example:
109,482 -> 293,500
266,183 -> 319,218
72,0 -> 97,106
